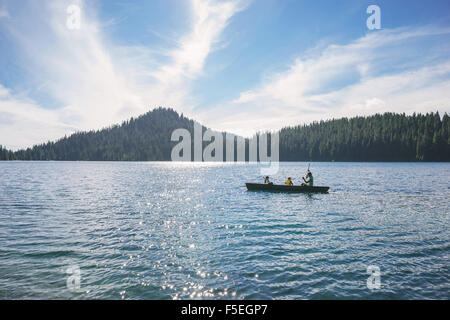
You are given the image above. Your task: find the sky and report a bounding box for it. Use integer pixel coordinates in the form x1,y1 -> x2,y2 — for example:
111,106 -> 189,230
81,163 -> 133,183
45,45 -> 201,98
0,0 -> 449,150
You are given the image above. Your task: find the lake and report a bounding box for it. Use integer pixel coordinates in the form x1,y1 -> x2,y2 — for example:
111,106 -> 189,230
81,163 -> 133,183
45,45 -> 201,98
0,161 -> 449,299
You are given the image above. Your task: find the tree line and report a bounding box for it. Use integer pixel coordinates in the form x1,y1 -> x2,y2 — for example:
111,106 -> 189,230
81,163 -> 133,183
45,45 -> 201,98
279,112 -> 449,161
1,108 -> 448,161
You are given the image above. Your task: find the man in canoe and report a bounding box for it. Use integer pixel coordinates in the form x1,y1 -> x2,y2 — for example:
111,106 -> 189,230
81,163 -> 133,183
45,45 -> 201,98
285,177 -> 293,186
264,176 -> 273,185
302,170 -> 313,186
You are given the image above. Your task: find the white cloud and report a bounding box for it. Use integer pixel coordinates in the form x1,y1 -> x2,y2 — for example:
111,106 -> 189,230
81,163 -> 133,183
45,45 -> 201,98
0,0 -> 245,149
199,26 -> 450,137
152,0 -> 243,83
0,84 -> 77,150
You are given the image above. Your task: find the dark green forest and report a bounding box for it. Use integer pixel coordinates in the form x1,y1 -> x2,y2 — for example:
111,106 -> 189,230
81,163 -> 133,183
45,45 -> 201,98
279,112 -> 449,161
1,108 -> 449,161
1,108 -> 201,161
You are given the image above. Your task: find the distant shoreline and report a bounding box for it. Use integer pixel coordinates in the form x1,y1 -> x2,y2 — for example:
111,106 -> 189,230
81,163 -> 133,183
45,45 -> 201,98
2,109 -> 449,162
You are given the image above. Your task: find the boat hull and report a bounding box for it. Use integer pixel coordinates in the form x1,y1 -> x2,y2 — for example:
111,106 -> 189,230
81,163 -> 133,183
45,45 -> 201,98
245,183 -> 329,193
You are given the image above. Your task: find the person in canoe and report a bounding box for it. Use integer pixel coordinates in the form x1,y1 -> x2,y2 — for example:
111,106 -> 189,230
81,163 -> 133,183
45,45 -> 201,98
285,177 -> 293,186
302,170 -> 314,186
264,176 -> 273,185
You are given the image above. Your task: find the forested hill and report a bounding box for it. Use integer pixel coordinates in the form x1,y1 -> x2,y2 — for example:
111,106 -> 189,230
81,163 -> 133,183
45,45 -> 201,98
279,112 -> 449,161
1,108 -> 204,161
1,108 -> 449,161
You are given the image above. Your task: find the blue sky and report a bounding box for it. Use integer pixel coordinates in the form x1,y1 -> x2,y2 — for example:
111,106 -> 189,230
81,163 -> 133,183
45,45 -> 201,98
0,0 -> 450,149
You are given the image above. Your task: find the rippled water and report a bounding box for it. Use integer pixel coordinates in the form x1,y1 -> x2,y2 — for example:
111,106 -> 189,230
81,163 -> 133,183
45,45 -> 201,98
0,161 -> 449,299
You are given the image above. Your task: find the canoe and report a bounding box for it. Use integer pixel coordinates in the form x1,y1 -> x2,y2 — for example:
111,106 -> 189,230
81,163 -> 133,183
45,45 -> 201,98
245,183 -> 329,193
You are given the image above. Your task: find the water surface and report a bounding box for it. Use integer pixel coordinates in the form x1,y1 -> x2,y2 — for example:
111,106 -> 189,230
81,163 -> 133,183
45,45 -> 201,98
0,162 -> 449,299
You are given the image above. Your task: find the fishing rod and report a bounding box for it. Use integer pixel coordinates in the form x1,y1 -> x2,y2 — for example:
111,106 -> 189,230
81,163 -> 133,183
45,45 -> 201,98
302,163 -> 310,183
